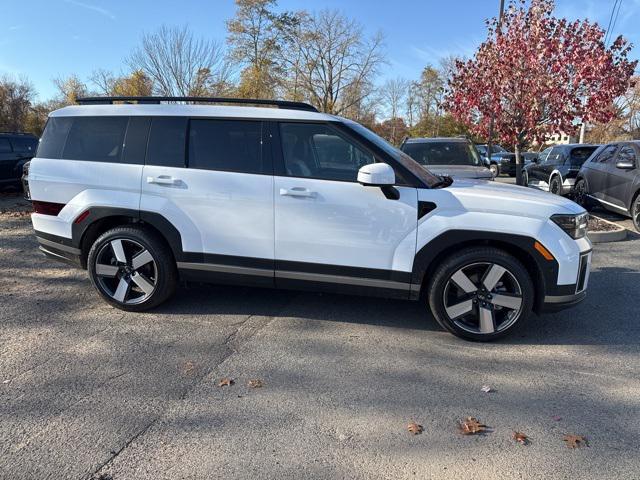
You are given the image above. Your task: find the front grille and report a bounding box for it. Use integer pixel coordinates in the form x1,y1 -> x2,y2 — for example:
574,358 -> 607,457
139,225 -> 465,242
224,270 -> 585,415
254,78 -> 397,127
576,253 -> 589,293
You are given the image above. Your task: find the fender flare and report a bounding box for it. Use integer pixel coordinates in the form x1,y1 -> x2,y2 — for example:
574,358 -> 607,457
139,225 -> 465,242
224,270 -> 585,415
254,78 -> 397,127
71,207 -> 190,262
410,230 -> 560,308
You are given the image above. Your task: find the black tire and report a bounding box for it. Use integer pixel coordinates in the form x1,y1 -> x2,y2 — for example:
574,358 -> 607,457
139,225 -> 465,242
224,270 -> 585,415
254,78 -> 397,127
549,175 -> 562,195
574,179 -> 594,211
522,170 -> 529,187
87,226 -> 177,311
508,172 -> 516,177
489,164 -> 499,177
631,193 -> 640,233
427,247 -> 534,341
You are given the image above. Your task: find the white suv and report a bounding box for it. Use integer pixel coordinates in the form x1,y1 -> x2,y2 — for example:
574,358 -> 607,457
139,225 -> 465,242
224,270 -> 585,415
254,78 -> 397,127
24,97 -> 591,341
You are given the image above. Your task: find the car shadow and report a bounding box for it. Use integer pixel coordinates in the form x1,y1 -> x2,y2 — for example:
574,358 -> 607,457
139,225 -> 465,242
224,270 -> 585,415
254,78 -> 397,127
152,265 -> 639,348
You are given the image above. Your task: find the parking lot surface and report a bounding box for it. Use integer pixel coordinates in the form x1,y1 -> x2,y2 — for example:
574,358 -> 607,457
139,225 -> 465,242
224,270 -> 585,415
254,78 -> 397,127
1,192 -> 639,479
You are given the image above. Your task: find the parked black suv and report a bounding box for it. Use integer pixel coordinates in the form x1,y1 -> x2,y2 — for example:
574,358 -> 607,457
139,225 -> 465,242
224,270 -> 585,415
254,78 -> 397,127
476,144 -> 538,177
523,144 -> 599,196
574,141 -> 640,231
0,132 -> 39,189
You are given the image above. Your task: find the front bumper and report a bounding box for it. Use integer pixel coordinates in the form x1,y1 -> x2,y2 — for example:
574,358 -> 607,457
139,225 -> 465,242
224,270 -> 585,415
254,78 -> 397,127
540,249 -> 591,312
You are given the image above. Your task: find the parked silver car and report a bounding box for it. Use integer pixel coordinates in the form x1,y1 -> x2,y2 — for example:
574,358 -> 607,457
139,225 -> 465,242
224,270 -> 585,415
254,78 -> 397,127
400,137 -> 494,180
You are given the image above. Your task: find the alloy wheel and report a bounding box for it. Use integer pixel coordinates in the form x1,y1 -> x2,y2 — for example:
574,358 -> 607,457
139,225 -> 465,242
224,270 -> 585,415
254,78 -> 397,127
489,164 -> 498,177
94,238 -> 157,305
442,262 -> 523,335
550,176 -> 561,195
574,180 -> 587,206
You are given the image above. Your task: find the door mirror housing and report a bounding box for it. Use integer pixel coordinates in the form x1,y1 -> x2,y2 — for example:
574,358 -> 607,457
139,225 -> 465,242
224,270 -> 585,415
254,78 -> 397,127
616,160 -> 635,170
358,163 -> 395,186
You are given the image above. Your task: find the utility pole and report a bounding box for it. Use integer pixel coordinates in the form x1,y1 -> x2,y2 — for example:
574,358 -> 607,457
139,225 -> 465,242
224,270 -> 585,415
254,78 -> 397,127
487,0 -> 505,174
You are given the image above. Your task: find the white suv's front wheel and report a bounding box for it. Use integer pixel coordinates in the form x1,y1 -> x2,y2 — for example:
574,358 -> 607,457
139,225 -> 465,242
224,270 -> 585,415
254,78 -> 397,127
428,247 -> 534,341
88,226 -> 177,311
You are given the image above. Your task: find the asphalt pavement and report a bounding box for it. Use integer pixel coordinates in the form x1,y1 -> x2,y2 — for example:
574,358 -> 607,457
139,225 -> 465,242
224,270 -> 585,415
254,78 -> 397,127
1,192 -> 639,480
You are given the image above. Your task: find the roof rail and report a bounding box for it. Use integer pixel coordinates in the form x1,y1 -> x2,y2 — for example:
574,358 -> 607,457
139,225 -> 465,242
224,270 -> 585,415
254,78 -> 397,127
76,96 -> 319,112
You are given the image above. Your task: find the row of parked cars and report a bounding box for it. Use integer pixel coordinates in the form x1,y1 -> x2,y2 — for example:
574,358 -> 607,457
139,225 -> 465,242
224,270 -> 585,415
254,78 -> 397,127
399,135 -> 640,232
0,132 -> 39,188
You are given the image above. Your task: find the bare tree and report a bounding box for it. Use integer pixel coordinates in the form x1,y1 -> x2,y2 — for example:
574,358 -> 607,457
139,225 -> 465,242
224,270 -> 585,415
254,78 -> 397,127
226,0 -> 299,98
0,75 -> 37,132
380,78 -> 409,143
280,10 -> 385,115
128,25 -> 233,96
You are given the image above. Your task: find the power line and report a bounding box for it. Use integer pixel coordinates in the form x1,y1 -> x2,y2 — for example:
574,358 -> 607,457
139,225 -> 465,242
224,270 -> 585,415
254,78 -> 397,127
604,0 -> 622,45
609,0 -> 623,44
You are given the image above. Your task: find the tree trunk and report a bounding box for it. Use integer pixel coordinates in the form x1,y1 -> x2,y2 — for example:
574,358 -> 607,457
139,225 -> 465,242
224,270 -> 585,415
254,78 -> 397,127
515,143 -> 523,185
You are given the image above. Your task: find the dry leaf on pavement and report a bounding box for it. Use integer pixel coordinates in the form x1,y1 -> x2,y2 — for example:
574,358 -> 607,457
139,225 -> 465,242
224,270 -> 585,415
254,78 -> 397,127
181,361 -> 196,376
218,377 -> 234,387
481,385 -> 492,393
459,417 -> 488,435
407,422 -> 423,435
248,379 -> 264,388
513,431 -> 530,445
563,434 -> 588,448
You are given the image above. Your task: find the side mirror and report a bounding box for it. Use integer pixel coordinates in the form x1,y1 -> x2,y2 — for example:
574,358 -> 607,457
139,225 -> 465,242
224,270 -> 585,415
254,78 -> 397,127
616,161 -> 635,170
358,163 -> 395,186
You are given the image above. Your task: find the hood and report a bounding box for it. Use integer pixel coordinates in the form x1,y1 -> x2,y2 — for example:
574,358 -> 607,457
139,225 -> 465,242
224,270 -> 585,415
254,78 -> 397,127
419,178 -> 584,220
425,165 -> 494,180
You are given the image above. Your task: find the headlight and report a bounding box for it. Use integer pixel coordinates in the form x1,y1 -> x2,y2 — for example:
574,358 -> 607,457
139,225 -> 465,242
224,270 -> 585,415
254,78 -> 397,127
551,213 -> 588,239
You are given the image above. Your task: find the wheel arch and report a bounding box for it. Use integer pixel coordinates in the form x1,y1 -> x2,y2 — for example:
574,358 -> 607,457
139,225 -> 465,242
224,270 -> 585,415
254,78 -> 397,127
412,230 -> 553,313
72,208 -> 184,268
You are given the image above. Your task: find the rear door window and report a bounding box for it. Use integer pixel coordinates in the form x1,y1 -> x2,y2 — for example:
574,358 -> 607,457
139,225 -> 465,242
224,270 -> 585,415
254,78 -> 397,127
146,117 -> 187,168
62,117 -> 128,163
188,119 -> 265,173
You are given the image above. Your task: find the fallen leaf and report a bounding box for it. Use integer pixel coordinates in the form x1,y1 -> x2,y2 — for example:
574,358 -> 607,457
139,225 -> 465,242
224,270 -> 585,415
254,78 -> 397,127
563,434 -> 588,448
218,377 -> 234,387
181,361 -> 196,376
407,422 -> 424,435
248,379 -> 264,388
513,431 -> 530,445
481,385 -> 492,393
551,415 -> 562,422
2,379 -> 10,385
459,417 -> 488,435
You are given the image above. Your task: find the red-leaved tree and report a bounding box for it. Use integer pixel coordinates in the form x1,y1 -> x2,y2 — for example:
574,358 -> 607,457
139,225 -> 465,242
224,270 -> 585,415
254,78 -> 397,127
445,0 -> 637,183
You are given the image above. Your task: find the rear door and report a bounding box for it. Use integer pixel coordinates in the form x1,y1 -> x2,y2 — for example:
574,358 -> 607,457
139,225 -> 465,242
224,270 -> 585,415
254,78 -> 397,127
140,117 -> 274,284
273,121 -> 417,296
605,143 -> 638,211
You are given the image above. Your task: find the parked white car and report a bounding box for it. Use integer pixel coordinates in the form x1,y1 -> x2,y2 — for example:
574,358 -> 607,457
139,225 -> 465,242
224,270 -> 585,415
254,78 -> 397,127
24,97 -> 591,341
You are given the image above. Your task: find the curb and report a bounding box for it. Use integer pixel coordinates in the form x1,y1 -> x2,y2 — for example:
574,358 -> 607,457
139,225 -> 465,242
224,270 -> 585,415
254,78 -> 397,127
587,215 -> 628,243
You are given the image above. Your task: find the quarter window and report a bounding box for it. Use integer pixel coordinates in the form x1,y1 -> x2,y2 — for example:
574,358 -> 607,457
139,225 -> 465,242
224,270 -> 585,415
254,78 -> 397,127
36,117 -> 73,158
188,119 -> 264,174
146,117 -> 187,168
62,117 -> 128,163
10,137 -> 37,154
280,123 -> 375,181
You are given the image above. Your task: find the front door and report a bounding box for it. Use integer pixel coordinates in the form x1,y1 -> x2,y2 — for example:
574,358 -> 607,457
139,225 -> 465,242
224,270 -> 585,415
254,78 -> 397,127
604,144 -> 638,211
273,122 -> 418,296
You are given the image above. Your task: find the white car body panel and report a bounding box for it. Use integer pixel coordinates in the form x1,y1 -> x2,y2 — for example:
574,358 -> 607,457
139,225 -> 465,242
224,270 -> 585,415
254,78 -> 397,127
274,177 -> 417,272
28,157 -> 143,238
141,166 -> 274,259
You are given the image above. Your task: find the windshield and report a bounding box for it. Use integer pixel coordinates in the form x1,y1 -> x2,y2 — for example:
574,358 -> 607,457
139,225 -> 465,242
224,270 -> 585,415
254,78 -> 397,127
402,141 -> 482,167
343,121 -> 441,188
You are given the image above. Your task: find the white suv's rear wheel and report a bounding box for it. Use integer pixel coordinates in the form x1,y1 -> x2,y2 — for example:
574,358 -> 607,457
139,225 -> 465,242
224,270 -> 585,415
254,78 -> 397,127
88,226 -> 177,311
427,247 -> 534,341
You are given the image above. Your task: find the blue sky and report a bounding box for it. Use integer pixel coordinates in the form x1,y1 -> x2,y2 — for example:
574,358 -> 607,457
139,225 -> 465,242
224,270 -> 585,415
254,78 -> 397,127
2,0 -> 639,100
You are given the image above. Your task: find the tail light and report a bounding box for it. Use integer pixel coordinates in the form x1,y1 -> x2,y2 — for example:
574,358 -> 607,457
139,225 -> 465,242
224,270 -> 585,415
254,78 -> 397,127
32,201 -> 65,216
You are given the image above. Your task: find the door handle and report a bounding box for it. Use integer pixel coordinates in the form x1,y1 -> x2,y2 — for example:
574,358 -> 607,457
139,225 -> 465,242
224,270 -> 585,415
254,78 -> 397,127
147,175 -> 179,186
279,187 -> 316,198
